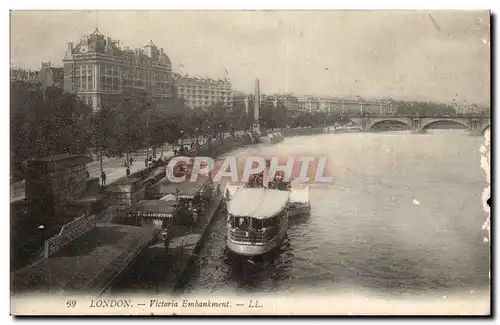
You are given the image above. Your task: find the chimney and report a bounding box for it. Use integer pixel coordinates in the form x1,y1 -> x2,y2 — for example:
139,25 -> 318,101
159,48 -> 165,64
65,42 -> 73,59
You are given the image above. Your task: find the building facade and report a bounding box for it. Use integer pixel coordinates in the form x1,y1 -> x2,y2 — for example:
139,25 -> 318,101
38,62 -> 64,89
298,96 -> 320,114
277,94 -> 299,117
63,29 -> 173,111
173,74 -> 233,111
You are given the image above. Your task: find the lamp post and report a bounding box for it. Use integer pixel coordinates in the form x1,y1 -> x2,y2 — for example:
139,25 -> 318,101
180,130 -> 184,153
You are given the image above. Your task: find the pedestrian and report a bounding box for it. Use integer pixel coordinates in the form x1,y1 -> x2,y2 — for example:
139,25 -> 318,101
101,171 -> 106,186
86,170 -> 90,178
130,157 -> 133,166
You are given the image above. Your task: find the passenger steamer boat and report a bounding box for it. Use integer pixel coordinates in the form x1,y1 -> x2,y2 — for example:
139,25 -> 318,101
225,161 -> 311,257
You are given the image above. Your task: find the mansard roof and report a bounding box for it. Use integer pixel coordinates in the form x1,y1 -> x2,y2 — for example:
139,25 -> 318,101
68,30 -> 172,67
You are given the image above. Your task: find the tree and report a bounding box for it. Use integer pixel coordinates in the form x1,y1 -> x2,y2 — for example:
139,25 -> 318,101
11,82 -> 93,161
108,90 -> 149,163
90,106 -> 120,173
273,101 -> 287,128
207,101 -> 227,126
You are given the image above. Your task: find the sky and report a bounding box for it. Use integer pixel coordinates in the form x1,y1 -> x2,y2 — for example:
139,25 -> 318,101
10,10 -> 491,105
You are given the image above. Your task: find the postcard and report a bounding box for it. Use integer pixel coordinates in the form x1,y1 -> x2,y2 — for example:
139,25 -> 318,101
9,10 -> 491,316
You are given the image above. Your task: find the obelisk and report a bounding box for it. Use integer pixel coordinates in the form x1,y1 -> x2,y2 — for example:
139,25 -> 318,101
253,78 -> 261,134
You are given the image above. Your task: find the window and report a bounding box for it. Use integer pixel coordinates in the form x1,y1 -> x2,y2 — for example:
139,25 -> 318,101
112,78 -> 119,92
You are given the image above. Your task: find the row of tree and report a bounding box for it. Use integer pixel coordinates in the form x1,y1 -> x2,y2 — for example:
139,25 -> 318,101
11,82 -> 187,181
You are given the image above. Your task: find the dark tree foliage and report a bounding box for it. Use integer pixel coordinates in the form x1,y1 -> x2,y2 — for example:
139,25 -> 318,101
11,82 -> 93,163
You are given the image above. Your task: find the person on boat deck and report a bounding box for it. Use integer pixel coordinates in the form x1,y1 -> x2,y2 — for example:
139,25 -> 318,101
238,217 -> 248,229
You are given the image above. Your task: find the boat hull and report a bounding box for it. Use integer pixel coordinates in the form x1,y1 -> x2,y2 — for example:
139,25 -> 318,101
226,224 -> 287,257
288,203 -> 311,217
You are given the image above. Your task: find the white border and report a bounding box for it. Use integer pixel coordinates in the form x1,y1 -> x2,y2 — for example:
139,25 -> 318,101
2,0 -> 498,323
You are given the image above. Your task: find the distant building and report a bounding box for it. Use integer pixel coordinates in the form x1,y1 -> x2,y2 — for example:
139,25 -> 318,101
10,66 -> 40,84
232,93 -> 250,116
277,94 -> 299,117
38,62 -> 64,89
63,29 -> 173,111
454,102 -> 485,115
173,73 -> 233,111
298,96 -> 320,114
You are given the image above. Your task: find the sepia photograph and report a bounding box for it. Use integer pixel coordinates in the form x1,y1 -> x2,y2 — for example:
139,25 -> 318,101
8,9 -> 491,316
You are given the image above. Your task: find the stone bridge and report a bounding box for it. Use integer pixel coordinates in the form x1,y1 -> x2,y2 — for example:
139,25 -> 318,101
349,116 -> 490,135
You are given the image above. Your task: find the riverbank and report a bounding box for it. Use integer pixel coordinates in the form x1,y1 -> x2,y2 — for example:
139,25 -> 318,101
282,127 -> 328,137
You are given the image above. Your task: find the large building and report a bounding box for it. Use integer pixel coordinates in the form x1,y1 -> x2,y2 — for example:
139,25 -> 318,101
290,94 -> 396,116
63,29 -> 173,111
173,73 -> 233,111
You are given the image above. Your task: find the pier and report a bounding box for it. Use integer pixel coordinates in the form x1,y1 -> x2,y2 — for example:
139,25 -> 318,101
12,221 -> 159,296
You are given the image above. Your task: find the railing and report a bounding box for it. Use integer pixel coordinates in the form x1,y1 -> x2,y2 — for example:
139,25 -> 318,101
341,112 -> 490,118
228,227 -> 278,244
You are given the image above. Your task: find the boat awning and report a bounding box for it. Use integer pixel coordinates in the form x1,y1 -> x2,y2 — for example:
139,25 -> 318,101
228,188 -> 290,220
289,187 -> 310,204
160,194 -> 177,202
127,200 -> 178,219
149,176 -> 210,199
224,184 -> 241,198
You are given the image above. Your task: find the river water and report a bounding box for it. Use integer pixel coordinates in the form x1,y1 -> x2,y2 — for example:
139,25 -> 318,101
113,130 -> 490,299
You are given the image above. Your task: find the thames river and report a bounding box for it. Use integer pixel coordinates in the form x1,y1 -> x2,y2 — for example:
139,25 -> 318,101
113,130 -> 490,298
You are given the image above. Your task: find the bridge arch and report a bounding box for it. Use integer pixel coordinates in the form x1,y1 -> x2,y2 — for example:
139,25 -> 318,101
481,123 -> 491,134
347,118 -> 364,128
421,119 -> 470,132
369,118 -> 412,131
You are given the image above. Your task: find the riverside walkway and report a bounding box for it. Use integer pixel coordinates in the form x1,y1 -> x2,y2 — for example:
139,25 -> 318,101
10,135 -> 230,203
11,222 -> 159,296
